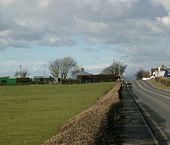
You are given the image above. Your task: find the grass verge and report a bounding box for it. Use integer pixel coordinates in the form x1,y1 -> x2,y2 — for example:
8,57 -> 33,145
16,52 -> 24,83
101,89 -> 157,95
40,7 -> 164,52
0,82 -> 114,145
149,79 -> 170,91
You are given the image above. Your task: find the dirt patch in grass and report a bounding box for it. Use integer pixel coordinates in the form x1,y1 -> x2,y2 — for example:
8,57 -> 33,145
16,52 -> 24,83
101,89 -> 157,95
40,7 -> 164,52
42,83 -> 121,145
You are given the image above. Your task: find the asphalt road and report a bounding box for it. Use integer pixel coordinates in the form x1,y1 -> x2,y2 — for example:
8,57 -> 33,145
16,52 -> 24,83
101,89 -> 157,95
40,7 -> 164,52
132,80 -> 170,138
96,82 -> 157,145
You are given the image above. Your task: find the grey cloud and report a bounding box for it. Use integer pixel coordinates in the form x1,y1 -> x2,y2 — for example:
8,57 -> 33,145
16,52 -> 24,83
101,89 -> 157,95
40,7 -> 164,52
0,0 -> 170,74
131,0 -> 167,19
75,0 -> 167,22
0,0 -> 168,49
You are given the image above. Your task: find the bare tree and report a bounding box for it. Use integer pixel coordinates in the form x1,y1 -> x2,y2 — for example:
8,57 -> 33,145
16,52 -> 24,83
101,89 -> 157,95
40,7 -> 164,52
102,60 -> 127,75
15,70 -> 28,78
49,59 -> 60,78
49,56 -> 77,79
135,69 -> 150,80
60,57 -> 77,79
71,66 -> 82,76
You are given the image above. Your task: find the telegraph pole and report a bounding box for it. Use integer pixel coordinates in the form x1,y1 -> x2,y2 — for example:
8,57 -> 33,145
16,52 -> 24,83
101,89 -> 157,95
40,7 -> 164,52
19,65 -> 22,78
44,69 -> 46,76
20,65 -> 22,71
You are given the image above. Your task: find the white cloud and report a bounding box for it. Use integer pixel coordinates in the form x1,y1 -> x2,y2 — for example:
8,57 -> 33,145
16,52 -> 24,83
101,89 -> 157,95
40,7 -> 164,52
15,17 -> 34,27
0,30 -> 11,37
1,0 -> 167,49
0,60 -> 49,76
156,16 -> 170,25
1,0 -> 170,75
84,63 -> 110,71
37,0 -> 50,8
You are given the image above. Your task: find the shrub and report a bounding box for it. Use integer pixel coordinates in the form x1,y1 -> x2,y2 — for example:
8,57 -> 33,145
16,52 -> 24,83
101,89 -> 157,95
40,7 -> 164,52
156,77 -> 170,87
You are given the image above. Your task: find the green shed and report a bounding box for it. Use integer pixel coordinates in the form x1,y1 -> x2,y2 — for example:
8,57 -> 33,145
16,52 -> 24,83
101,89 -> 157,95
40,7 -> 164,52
0,77 -> 16,86
7,78 -> 16,85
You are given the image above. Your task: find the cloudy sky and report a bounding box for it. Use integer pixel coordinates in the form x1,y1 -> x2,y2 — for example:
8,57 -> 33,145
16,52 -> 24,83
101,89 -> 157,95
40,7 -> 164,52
0,0 -> 170,77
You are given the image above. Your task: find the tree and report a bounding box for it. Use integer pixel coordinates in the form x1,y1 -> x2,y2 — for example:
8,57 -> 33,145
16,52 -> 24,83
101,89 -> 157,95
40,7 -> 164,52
102,60 -> 127,75
59,57 -> 77,79
71,66 -> 82,76
135,69 -> 150,80
49,59 -> 60,78
49,56 -> 77,79
15,70 -> 28,78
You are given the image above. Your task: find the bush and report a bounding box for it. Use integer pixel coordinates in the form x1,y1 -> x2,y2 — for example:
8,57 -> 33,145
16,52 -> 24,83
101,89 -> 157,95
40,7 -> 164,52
166,81 -> 170,87
156,77 -> 170,87
135,69 -> 150,80
155,77 -> 159,82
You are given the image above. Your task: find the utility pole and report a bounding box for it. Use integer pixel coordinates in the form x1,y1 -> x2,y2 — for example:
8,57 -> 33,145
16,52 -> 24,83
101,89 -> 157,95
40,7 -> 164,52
43,64 -> 46,76
44,69 -> 46,76
19,65 -> 22,78
118,62 -> 120,76
19,65 -> 22,72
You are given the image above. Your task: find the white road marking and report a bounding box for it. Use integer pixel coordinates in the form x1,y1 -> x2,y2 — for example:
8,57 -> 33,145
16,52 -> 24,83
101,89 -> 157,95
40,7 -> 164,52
136,81 -> 170,101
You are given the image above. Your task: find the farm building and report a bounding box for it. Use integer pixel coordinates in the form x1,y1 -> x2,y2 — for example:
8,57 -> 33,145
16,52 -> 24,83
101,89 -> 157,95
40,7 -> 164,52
0,76 -> 54,85
16,77 -> 30,85
72,68 -> 119,83
0,77 -> 31,85
72,68 -> 92,80
77,74 -> 119,83
0,77 -> 16,86
33,76 -> 54,84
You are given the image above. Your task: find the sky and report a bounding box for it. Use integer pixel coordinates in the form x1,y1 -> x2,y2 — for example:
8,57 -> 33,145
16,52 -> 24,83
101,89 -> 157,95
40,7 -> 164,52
0,0 -> 170,78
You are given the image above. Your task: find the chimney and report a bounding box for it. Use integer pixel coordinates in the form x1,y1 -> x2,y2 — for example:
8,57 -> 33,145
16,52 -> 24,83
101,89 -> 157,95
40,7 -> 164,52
81,68 -> 84,72
158,67 -> 161,71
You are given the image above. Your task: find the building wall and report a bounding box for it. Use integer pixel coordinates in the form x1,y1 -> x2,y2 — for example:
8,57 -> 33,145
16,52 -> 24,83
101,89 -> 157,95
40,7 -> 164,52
153,71 -> 165,77
0,77 -> 16,85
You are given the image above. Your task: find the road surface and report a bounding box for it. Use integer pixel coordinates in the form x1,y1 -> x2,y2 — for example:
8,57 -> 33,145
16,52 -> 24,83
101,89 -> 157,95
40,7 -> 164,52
96,82 -> 162,144
132,80 -> 170,139
95,80 -> 170,144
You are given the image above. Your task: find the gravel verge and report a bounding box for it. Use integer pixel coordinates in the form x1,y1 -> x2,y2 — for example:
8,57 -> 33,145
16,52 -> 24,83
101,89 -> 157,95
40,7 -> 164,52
42,83 -> 120,145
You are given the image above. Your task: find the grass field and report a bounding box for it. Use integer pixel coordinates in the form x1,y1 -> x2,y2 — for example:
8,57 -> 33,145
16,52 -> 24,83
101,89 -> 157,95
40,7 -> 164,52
0,82 -> 114,145
149,79 -> 170,90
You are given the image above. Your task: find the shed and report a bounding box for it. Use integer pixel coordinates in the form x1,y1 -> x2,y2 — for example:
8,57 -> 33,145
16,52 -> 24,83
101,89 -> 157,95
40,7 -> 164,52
0,77 -> 16,85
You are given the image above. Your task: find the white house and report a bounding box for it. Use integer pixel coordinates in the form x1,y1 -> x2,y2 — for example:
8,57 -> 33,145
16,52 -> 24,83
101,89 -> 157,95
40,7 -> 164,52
151,66 -> 170,78
152,67 -> 165,77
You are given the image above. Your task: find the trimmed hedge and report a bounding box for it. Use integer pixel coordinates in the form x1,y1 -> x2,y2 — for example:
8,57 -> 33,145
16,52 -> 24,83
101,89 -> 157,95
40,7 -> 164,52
77,74 -> 119,83
16,77 -> 30,85
61,79 -> 81,84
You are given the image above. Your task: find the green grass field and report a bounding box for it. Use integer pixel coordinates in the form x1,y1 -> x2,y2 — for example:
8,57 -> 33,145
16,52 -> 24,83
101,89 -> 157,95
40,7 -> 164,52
0,82 -> 114,145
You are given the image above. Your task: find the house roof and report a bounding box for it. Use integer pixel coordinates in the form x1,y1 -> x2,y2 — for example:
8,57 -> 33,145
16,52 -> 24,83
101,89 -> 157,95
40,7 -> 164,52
151,68 -> 170,74
74,71 -> 92,76
72,70 -> 92,79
